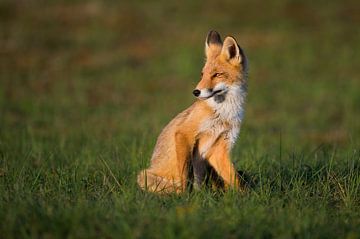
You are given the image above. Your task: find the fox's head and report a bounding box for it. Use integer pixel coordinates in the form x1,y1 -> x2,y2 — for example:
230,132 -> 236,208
193,31 -> 247,102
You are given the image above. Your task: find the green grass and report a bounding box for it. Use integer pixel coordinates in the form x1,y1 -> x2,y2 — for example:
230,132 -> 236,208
1,0 -> 360,238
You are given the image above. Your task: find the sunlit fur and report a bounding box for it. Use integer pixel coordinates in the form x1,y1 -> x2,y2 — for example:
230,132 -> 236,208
137,31 -> 248,193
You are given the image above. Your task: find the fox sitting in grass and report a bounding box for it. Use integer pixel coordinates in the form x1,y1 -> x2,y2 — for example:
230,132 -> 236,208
137,30 -> 248,193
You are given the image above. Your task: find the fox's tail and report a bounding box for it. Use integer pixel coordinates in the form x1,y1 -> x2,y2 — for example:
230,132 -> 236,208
137,169 -> 182,193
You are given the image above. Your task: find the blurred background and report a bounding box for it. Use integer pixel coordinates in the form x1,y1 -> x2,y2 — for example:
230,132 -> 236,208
1,1 -> 360,238
1,0 -> 360,153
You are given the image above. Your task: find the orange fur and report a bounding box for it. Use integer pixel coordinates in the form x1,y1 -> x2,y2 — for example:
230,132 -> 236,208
137,31 -> 248,193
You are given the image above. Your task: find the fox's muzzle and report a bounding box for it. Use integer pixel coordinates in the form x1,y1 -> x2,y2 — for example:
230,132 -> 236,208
193,87 -> 227,100
193,88 -> 212,99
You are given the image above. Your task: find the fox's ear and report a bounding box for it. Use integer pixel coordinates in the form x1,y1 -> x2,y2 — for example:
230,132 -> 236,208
205,30 -> 222,58
221,36 -> 242,66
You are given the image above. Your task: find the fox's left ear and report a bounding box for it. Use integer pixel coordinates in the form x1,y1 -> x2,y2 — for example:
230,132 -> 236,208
221,36 -> 242,66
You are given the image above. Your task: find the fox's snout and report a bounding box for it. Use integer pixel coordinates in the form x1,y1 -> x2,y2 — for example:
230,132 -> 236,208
193,83 -> 228,100
192,88 -> 213,99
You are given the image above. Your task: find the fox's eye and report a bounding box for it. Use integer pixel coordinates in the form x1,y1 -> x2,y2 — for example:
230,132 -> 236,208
212,72 -> 223,78
200,72 -> 204,77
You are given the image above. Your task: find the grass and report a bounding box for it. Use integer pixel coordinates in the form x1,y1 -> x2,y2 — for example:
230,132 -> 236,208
1,0 -> 360,238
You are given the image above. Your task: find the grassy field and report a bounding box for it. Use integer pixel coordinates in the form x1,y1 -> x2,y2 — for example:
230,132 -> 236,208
1,0 -> 360,238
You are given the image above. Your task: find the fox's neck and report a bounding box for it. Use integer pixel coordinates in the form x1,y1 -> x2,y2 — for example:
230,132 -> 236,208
207,82 -> 247,124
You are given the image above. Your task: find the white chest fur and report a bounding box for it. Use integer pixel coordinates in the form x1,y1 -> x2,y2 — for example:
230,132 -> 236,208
198,83 -> 247,156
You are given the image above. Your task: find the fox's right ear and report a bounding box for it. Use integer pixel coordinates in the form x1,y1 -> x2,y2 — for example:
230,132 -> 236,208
205,30 -> 222,58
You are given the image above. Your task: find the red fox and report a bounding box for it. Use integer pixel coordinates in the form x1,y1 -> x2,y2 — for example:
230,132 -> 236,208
137,30 -> 248,193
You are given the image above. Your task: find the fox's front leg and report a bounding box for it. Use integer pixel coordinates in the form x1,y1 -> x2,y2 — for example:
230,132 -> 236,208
174,132 -> 192,190
206,136 -> 244,191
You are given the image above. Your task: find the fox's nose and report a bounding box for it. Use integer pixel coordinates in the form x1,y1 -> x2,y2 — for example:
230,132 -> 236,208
193,89 -> 200,97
